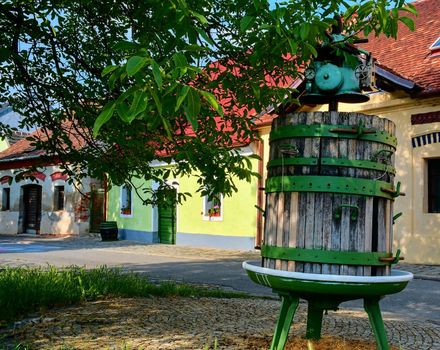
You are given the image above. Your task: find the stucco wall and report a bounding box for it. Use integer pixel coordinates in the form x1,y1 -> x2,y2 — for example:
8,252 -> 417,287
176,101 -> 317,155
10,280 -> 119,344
0,165 -> 93,235
107,152 -> 259,250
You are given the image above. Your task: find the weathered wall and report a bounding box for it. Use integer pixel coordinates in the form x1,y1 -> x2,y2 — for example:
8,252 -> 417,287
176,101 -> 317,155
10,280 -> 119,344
0,165 -> 93,235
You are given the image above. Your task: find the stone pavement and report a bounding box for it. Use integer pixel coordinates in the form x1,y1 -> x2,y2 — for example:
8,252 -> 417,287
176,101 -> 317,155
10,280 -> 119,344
3,297 -> 440,349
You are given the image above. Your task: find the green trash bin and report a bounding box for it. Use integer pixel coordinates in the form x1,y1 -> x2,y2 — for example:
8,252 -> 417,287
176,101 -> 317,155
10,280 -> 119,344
100,221 -> 118,241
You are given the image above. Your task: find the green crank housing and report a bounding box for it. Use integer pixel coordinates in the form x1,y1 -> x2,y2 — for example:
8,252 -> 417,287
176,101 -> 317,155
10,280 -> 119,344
301,34 -> 375,105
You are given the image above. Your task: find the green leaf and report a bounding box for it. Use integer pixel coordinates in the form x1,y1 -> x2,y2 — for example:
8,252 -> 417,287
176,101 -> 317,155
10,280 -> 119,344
195,27 -> 215,46
129,90 -> 148,120
0,48 -> 10,61
93,102 -> 115,137
151,60 -> 162,89
172,52 -> 188,68
191,11 -> 208,26
126,56 -> 149,76
185,87 -> 201,130
116,102 -> 131,122
300,23 -> 310,40
114,40 -> 140,51
201,91 -> 223,116
399,16 -> 415,31
240,16 -> 256,32
304,43 -> 318,57
149,87 -> 162,115
102,65 -> 118,77
175,85 -> 190,111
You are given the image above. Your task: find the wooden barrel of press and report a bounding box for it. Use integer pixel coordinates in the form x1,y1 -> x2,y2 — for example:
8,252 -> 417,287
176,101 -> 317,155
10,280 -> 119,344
262,112 -> 400,276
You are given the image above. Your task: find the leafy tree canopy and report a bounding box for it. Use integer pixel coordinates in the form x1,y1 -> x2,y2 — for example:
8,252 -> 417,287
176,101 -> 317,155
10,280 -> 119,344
0,0 -> 416,204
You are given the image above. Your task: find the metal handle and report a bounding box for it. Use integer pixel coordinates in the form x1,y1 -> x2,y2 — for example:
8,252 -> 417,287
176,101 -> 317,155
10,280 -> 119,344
334,204 -> 359,221
378,249 -> 404,264
381,181 -> 406,197
372,149 -> 394,164
393,212 -> 403,224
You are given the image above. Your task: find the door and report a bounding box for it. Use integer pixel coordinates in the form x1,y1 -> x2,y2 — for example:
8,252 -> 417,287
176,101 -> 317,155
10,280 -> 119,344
158,188 -> 177,244
23,185 -> 42,234
89,188 -> 105,233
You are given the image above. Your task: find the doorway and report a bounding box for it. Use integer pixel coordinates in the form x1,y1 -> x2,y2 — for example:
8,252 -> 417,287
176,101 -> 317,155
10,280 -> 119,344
157,188 -> 177,244
22,184 -> 42,234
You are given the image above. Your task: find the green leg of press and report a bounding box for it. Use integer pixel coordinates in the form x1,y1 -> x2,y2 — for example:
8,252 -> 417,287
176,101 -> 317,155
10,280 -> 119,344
364,298 -> 390,350
305,303 -> 324,340
270,294 -> 300,350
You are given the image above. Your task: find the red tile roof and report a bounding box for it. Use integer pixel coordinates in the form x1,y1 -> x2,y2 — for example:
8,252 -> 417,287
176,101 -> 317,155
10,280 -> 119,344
0,122 -> 86,163
362,0 -> 440,96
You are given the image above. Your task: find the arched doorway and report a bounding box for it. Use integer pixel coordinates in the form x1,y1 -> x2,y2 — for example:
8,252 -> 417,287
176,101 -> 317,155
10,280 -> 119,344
21,184 -> 42,234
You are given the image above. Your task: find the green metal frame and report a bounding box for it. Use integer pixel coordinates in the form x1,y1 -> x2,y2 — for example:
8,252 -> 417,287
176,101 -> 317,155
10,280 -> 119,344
244,267 -> 411,350
270,124 -> 397,148
265,175 -> 396,200
261,245 -> 393,266
267,157 -> 395,174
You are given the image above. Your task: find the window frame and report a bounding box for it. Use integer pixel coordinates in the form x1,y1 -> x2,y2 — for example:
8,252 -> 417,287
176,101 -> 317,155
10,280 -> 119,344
2,187 -> 10,211
53,185 -> 65,211
427,158 -> 440,213
120,184 -> 133,218
202,193 -> 223,221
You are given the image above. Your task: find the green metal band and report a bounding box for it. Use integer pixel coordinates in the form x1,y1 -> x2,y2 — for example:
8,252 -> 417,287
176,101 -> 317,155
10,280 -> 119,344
320,158 -> 395,174
267,157 -> 319,168
265,175 -> 395,200
267,157 -> 395,174
261,245 -> 393,266
270,124 -> 397,148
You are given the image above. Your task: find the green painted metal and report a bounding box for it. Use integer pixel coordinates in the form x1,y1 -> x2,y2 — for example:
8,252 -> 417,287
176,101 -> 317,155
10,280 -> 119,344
244,268 -> 410,350
270,293 -> 299,350
158,189 -> 177,244
334,204 -> 359,221
269,124 -> 397,148
265,175 -> 396,200
267,157 -> 396,174
261,245 -> 393,266
320,158 -> 396,174
306,304 -> 324,340
393,212 -> 403,224
364,298 -> 390,350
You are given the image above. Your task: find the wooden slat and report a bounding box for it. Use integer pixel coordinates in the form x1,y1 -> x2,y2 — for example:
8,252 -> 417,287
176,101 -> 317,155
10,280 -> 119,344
282,191 -> 291,271
288,192 -> 299,272
275,192 -> 285,270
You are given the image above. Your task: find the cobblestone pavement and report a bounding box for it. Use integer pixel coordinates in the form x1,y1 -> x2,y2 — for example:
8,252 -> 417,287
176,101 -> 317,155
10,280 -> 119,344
1,297 -> 439,350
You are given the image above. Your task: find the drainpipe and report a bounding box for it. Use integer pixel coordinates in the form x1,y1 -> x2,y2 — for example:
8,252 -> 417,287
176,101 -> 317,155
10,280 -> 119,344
255,139 -> 264,249
103,174 -> 108,222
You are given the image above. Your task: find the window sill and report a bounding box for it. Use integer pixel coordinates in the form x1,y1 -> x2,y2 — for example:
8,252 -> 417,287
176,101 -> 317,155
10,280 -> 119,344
202,215 -> 223,222
120,213 -> 133,218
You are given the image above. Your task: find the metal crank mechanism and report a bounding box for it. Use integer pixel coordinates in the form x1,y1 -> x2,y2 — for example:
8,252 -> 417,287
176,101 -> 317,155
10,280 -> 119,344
334,204 -> 359,221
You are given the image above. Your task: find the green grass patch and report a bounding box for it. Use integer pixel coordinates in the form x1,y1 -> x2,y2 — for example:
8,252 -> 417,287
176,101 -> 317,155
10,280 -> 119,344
0,266 -> 250,325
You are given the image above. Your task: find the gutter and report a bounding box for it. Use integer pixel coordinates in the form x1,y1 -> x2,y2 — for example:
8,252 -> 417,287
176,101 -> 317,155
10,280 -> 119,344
255,139 -> 264,249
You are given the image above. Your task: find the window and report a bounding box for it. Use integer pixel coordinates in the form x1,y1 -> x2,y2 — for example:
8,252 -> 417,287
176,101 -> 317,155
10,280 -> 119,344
120,184 -> 133,216
429,37 -> 440,51
203,193 -> 223,221
2,188 -> 10,211
54,186 -> 65,211
428,159 -> 440,213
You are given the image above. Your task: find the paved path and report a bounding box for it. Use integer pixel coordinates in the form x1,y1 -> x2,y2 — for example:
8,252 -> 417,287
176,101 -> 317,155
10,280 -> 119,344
0,235 -> 439,349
